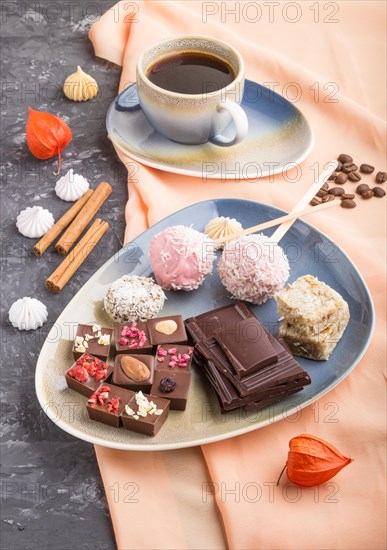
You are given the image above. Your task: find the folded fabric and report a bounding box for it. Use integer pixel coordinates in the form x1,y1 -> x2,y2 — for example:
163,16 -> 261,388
89,2 -> 386,549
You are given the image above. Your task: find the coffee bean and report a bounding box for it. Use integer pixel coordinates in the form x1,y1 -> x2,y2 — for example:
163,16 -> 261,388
316,189 -> 328,198
335,173 -> 348,184
356,184 -> 370,195
338,154 -> 353,164
348,171 -> 361,182
359,163 -> 374,174
328,171 -> 339,181
361,190 -> 374,199
321,182 -> 329,191
310,197 -> 322,206
336,160 -> 343,171
341,193 -> 355,200
342,162 -> 358,173
329,187 -> 345,196
341,199 -> 356,209
375,171 -> 387,184
322,193 -> 335,202
372,187 -> 386,198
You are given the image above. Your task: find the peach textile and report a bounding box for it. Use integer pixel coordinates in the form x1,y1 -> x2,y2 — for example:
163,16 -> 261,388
89,2 -> 386,549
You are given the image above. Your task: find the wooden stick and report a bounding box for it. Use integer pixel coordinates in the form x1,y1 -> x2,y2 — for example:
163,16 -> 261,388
33,189 -> 94,256
55,181 -> 112,255
217,201 -> 339,245
45,219 -> 109,293
271,161 -> 338,243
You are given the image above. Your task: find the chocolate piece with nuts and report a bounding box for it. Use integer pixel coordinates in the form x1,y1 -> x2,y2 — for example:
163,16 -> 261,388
147,315 -> 188,346
121,391 -> 170,436
72,324 -> 113,361
113,354 -> 155,392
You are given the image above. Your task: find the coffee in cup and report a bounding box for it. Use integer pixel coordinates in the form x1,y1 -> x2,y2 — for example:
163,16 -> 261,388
136,35 -> 248,146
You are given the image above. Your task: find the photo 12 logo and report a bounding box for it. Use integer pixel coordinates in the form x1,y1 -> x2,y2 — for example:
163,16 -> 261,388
202,2 -> 340,24
1,2 -> 140,25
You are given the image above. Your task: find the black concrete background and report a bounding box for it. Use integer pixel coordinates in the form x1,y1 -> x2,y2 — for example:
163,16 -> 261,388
1,2 -> 129,548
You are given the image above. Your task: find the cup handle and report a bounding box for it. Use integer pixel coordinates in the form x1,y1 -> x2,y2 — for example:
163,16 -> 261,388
211,100 -> 249,146
115,83 -> 141,112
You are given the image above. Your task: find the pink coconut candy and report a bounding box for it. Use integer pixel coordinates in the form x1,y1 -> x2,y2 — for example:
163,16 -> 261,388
149,225 -> 216,291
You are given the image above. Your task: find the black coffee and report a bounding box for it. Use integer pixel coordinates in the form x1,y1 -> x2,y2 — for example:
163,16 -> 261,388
146,52 -> 236,95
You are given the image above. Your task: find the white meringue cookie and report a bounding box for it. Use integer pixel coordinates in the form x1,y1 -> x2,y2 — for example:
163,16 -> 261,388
204,216 -> 243,249
55,169 -> 89,201
9,297 -> 48,330
16,206 -> 54,238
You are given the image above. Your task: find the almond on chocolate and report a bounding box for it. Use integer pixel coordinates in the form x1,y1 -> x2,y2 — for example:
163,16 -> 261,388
121,355 -> 150,382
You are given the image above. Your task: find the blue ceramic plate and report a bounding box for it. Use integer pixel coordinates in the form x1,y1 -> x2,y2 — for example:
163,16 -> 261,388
106,80 -> 314,179
35,199 -> 374,450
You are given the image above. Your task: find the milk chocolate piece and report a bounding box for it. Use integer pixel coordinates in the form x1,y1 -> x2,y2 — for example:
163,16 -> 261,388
151,370 -> 192,410
65,354 -> 113,397
112,354 -> 155,392
113,322 -> 152,354
155,344 -> 194,371
86,384 -> 134,428
121,392 -> 170,436
214,317 -> 278,378
147,315 -> 187,346
72,324 -> 113,361
185,302 -> 253,343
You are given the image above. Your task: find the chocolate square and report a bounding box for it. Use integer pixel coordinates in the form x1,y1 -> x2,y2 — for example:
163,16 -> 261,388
121,392 -> 170,436
112,354 -> 155,392
147,315 -> 187,346
72,324 -> 113,361
65,354 -> 113,397
113,322 -> 152,355
196,336 -> 310,397
86,383 -> 134,428
185,301 -> 253,343
214,317 -> 278,378
151,370 -> 192,411
155,344 -> 194,371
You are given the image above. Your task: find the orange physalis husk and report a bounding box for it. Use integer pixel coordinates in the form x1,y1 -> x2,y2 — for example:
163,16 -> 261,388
26,107 -> 72,175
278,434 -> 353,487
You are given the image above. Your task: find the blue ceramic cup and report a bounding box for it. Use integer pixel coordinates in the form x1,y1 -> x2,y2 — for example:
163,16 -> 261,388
136,35 -> 248,146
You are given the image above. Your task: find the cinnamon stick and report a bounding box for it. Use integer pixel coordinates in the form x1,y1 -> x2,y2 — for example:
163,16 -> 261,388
45,218 -> 109,293
33,189 -> 94,256
55,181 -> 112,255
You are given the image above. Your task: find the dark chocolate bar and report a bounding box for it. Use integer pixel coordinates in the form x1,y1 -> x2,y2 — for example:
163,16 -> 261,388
196,336 -> 310,397
204,359 -> 304,412
185,302 -> 253,344
213,316 -> 278,377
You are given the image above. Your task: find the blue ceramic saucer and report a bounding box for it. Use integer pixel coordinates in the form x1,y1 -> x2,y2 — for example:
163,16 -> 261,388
106,80 -> 314,179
